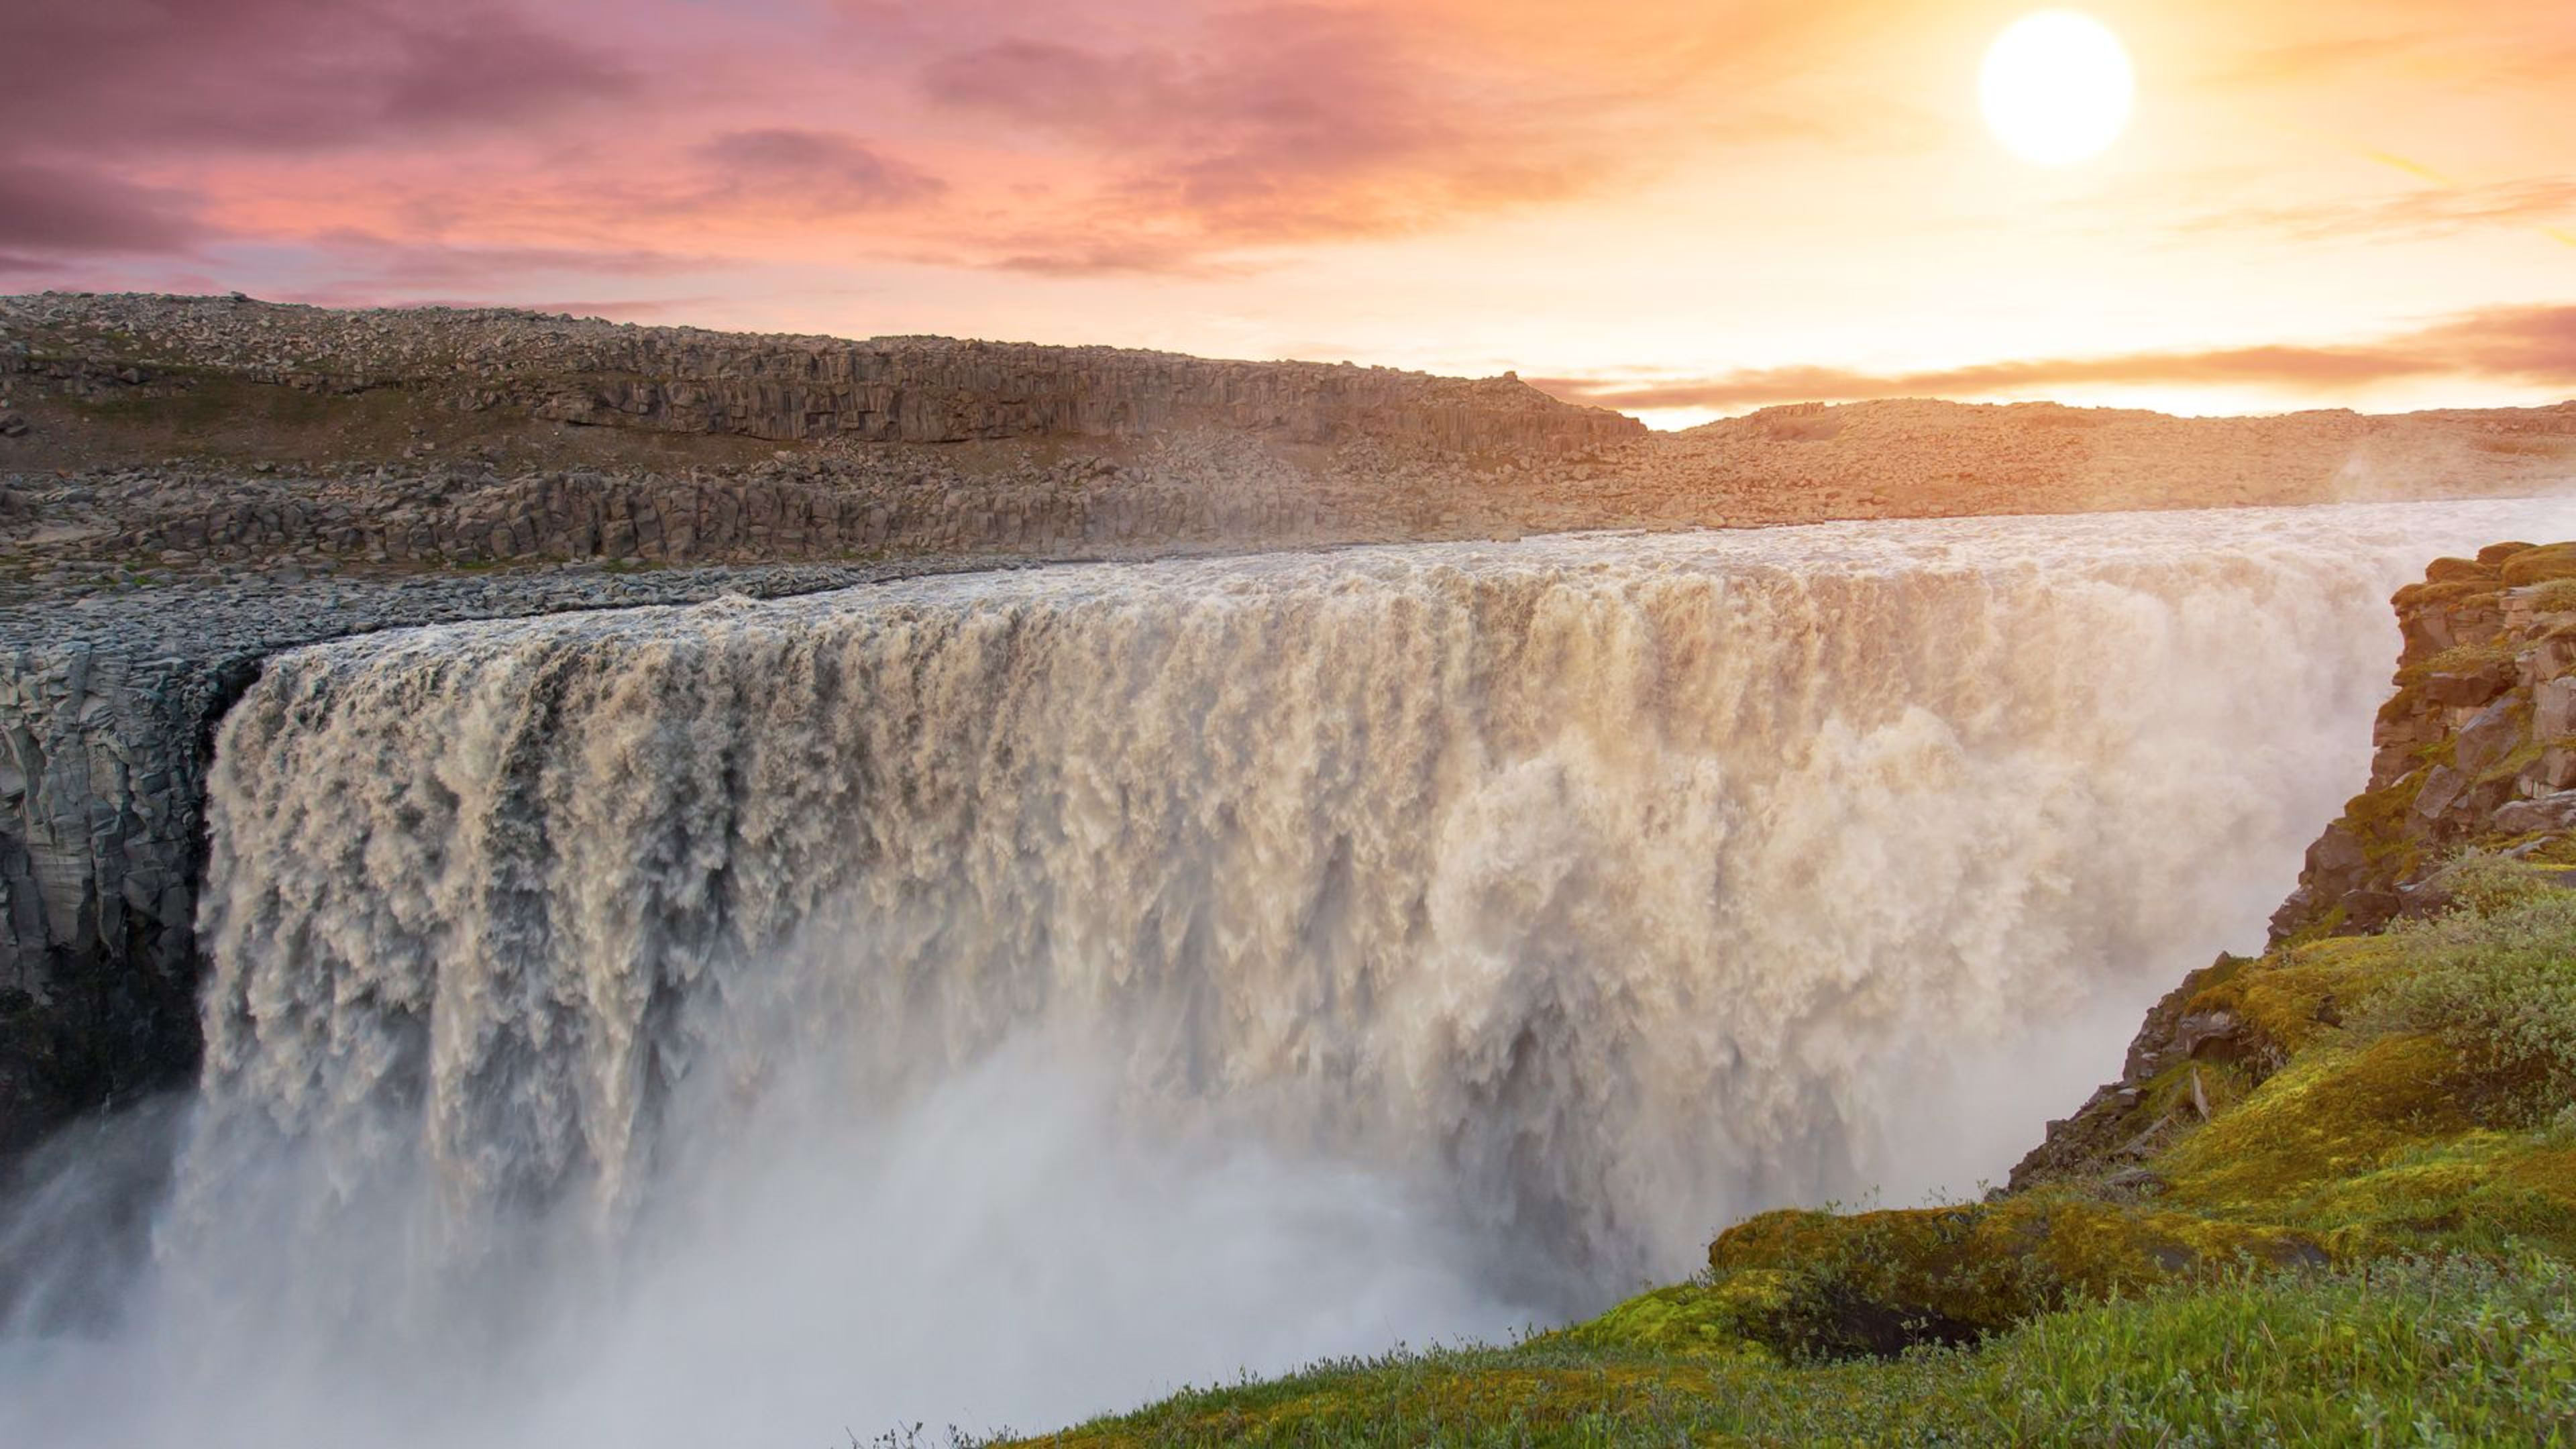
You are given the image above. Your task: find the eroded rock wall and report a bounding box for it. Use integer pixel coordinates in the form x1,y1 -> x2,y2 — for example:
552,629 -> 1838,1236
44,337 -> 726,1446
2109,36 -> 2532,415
0,647 -> 243,1152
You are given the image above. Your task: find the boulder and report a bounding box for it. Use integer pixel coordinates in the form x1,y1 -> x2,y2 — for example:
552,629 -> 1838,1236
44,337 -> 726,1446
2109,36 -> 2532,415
2495,791 -> 2576,836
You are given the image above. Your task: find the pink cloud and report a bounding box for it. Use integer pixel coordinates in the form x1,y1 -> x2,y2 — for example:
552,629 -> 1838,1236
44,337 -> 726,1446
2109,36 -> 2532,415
0,162 -> 206,252
0,1 -> 633,155
916,4 -> 1621,262
1534,307 -> 2576,412
691,130 -> 947,214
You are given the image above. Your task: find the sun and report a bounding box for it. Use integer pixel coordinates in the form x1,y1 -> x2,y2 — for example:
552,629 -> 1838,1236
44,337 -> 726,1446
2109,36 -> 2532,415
1980,10 -> 2135,166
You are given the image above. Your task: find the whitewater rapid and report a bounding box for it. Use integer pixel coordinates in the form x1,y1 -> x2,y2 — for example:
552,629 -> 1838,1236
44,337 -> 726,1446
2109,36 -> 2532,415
7,498 -> 2575,1445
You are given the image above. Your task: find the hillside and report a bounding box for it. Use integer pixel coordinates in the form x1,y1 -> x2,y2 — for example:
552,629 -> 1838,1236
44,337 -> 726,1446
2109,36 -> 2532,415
1005,542 -> 2576,1446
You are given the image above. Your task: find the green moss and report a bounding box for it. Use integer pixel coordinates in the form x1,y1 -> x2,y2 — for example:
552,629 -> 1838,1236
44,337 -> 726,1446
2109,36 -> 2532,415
1534,1273 -> 1791,1360
1700,1193 -> 2330,1362
2158,1033 -> 2471,1213
2394,638 -> 2518,687
2335,767 -> 2430,876
2180,935 -> 2404,1069
2394,576 -> 2502,614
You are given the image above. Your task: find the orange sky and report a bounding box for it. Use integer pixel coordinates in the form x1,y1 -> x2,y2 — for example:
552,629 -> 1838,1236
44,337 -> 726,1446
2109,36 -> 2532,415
4,0 -> 2571,426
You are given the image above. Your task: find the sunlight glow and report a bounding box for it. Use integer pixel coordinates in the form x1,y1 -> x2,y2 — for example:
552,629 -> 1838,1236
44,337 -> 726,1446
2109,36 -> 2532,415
1980,11 -> 2135,166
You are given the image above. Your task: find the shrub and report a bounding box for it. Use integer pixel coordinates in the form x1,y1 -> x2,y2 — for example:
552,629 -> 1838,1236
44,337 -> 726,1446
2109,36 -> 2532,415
2369,886 -> 2576,1118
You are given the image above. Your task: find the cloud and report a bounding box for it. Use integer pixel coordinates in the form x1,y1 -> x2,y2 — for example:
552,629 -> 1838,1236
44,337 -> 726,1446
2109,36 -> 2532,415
692,129 -> 946,214
254,234 -> 714,308
919,4 -> 1619,264
2414,305 -> 2576,382
2194,178 -> 2576,246
0,162 -> 207,253
2208,31 -> 2430,87
0,1 -> 632,156
1533,306 -> 2576,412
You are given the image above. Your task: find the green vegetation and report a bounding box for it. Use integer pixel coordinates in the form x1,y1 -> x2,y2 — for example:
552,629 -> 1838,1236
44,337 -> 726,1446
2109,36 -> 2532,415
1007,873 -> 2576,1446
2367,890 -> 2576,1119
1014,1257 -> 2576,1447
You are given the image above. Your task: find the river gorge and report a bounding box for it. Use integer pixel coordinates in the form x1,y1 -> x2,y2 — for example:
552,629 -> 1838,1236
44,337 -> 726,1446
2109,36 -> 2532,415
5,498 -> 2574,1446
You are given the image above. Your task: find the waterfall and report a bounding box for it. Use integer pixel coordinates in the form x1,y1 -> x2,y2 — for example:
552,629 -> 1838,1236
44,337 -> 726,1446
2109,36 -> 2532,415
9,498 -> 2574,1445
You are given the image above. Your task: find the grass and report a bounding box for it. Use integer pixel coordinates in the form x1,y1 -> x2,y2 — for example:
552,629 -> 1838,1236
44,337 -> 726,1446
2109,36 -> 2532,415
1012,1256 -> 2576,1447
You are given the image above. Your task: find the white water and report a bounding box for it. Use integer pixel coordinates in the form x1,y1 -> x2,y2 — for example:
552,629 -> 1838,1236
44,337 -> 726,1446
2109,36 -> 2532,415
7,499 -> 2574,1446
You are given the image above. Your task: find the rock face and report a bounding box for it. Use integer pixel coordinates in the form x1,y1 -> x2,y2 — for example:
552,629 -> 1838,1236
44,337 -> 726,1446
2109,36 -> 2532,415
2268,541 -> 2576,940
2012,541 -> 2576,1189
0,649 -> 249,1152
0,559 -> 1002,1154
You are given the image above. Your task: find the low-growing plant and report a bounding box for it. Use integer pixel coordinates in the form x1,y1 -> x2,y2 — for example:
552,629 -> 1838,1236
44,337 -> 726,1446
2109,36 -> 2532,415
2367,885 -> 2576,1119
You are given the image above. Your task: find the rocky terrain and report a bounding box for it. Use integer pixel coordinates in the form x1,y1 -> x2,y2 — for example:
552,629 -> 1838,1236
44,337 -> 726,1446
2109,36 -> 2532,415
1,291 -> 2572,1161
4,293 -> 2571,604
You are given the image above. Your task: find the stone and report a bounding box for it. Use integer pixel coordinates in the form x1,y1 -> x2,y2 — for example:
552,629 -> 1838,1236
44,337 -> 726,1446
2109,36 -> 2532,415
2454,698 -> 2525,776
2494,791 -> 2576,835
2538,676 -> 2576,740
2414,764 -> 2471,822
2425,662 -> 2514,708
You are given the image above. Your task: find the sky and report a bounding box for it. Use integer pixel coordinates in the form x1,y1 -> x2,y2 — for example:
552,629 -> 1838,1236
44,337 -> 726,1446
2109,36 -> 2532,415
2,0 -> 2571,427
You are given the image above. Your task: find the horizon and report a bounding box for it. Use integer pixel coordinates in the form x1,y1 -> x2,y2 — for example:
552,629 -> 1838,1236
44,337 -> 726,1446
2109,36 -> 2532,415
15,285 -> 2575,433
4,2 -> 2571,428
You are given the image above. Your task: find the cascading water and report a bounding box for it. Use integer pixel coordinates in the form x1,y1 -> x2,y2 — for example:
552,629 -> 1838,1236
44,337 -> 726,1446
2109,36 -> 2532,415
5,498 -> 2573,1446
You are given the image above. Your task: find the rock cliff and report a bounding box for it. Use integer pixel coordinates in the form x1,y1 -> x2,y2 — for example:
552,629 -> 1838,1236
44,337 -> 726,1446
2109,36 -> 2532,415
2,292 -> 1642,454
2012,541 -> 2576,1188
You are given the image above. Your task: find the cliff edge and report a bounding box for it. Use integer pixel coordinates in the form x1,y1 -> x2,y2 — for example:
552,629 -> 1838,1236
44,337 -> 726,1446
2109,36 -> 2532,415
2014,540 -> 2576,1189
1012,545 -> 2576,1444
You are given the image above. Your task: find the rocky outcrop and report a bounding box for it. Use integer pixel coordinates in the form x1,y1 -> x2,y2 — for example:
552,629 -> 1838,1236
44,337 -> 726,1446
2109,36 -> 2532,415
85,443 -> 1346,572
2012,541 -> 2576,1189
2269,541 -> 2576,939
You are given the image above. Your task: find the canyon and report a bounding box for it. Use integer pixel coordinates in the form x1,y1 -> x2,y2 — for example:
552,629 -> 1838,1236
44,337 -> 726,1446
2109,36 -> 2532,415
2,292 -> 2575,1444
12,294 -> 2568,1160
5,500 -> 2573,1444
